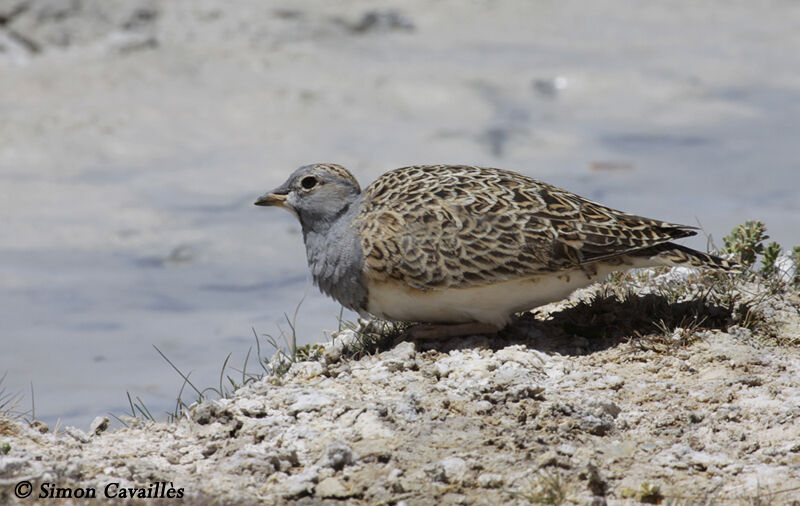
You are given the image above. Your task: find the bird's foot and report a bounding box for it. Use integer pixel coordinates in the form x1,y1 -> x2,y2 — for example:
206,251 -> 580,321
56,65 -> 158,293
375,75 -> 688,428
403,322 -> 502,341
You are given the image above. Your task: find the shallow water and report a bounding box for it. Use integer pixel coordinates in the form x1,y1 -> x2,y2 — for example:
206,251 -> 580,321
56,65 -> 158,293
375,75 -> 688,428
1,1 -> 799,429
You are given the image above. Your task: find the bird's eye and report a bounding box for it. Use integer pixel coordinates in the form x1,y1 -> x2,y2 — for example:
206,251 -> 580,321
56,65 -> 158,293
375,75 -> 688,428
300,176 -> 318,190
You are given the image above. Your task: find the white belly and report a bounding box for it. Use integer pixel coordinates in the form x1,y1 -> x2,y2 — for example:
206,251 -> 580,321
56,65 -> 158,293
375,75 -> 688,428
365,262 -> 638,328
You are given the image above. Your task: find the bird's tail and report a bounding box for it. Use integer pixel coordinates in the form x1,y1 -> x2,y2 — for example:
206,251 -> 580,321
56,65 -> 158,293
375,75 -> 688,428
637,243 -> 742,272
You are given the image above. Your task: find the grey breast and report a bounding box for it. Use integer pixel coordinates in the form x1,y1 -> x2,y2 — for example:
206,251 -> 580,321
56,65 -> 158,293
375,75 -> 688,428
300,195 -> 368,312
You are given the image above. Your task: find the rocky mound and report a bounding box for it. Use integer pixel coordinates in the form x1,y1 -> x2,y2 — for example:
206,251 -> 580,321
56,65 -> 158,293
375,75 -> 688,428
2,267 -> 799,505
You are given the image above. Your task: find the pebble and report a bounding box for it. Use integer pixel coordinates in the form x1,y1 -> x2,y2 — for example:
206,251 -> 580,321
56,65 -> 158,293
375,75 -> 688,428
236,398 -> 266,417
354,410 -> 394,439
315,477 -> 349,498
472,400 -> 493,414
382,341 -> 416,371
604,375 -> 625,390
289,392 -> 332,415
320,441 -> 356,470
435,457 -> 468,484
291,361 -> 325,379
65,427 -> 89,444
283,467 -> 319,498
495,345 -> 544,368
0,457 -> 29,478
89,416 -> 110,435
477,473 -> 504,488
557,444 -> 577,456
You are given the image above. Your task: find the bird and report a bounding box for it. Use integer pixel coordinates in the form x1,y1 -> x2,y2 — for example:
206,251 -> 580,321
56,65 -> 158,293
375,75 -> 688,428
255,163 -> 737,339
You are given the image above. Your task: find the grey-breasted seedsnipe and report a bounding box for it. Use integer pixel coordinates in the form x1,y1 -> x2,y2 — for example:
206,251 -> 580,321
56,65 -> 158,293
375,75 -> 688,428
255,164 -> 736,338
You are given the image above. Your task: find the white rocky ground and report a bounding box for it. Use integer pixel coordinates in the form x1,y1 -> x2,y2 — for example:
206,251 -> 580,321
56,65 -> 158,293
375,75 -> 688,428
3,269 -> 800,505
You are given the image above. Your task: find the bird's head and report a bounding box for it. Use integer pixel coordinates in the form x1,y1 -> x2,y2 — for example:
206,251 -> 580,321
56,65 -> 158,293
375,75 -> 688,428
255,163 -> 362,231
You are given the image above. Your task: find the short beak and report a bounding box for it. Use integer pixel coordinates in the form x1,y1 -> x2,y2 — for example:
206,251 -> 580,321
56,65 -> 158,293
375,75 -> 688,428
254,192 -> 288,207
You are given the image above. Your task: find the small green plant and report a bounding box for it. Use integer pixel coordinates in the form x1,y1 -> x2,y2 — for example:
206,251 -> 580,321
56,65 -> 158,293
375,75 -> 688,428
574,218 -> 800,349
520,470 -> 568,505
619,482 -> 663,504
0,441 -> 10,454
113,330 -> 275,426
719,220 -> 800,293
722,220 -> 768,268
295,343 -> 324,362
793,246 -> 800,286
760,241 -> 782,277
637,482 -> 664,504
334,318 -> 412,359
257,296 -> 312,374
0,373 -> 28,421
114,297 -> 320,425
124,391 -> 157,423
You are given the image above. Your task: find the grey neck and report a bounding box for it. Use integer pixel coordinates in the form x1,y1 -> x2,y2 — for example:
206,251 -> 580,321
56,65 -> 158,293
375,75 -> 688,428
300,196 -> 368,313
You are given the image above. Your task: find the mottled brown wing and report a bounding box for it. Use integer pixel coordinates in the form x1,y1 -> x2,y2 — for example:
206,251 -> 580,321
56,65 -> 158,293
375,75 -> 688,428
355,165 -> 695,290
529,179 -> 697,263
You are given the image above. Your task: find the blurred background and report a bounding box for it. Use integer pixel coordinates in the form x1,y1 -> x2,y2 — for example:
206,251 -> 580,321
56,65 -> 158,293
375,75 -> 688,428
1,0 -> 799,429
